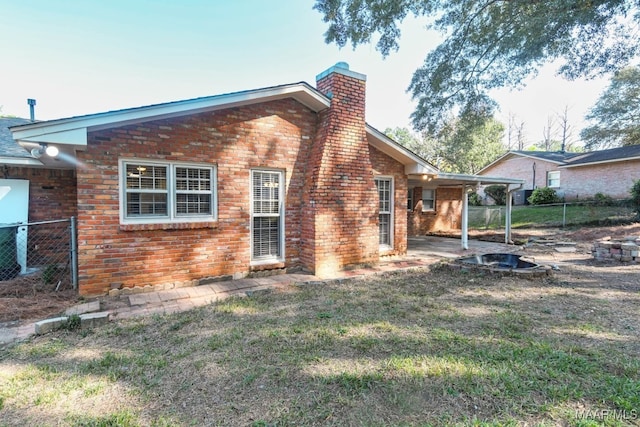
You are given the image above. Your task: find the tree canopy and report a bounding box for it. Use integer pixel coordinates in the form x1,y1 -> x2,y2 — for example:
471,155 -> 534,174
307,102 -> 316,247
385,107 -> 505,175
314,0 -> 640,135
435,109 -> 505,174
580,66 -> 640,149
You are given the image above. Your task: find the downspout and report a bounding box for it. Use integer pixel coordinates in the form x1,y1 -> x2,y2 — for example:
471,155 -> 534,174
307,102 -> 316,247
532,162 -> 536,190
505,182 -> 523,244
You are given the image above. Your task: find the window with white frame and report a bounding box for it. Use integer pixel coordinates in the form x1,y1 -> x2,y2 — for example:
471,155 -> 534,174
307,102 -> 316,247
376,177 -> 393,248
547,171 -> 560,188
120,160 -> 216,223
251,169 -> 284,262
407,188 -> 414,211
422,189 -> 435,212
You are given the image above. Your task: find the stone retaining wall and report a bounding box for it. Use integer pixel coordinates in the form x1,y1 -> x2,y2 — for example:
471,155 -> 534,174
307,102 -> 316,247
592,237 -> 640,262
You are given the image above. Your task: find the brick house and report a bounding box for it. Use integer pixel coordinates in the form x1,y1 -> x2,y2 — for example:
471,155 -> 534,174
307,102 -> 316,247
477,147 -> 640,203
7,63 -> 521,295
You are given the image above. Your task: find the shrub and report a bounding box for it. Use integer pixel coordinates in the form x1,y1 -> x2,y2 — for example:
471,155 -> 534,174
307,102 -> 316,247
593,192 -> 615,206
484,185 -> 506,205
469,193 -> 481,206
631,179 -> 640,218
528,187 -> 561,205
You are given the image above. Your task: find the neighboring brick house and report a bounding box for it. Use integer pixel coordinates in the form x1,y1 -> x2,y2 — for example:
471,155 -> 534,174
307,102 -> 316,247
8,63 -> 521,295
477,147 -> 640,203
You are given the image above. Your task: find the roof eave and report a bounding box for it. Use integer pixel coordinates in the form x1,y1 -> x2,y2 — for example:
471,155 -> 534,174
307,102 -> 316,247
561,155 -> 640,168
365,125 -> 438,175
0,156 -> 44,166
10,83 -> 330,148
434,172 -> 525,186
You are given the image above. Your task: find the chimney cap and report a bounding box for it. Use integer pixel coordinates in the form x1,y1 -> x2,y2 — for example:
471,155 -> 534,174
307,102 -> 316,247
316,62 -> 366,83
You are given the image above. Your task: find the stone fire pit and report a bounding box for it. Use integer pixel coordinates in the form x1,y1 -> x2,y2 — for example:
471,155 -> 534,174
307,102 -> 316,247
452,253 -> 552,277
592,236 -> 640,262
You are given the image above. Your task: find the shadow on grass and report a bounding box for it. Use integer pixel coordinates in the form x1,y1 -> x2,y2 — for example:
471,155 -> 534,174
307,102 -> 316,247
1,267 -> 639,426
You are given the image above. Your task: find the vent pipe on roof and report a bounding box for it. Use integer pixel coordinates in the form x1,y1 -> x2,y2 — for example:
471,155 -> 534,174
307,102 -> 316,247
27,98 -> 36,122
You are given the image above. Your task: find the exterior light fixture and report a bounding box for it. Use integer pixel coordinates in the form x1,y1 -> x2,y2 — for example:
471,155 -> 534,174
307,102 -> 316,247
45,145 -> 59,157
30,144 -> 59,158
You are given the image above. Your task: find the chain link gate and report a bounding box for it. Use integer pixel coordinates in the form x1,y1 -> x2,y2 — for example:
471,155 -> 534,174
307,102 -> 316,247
0,218 -> 77,293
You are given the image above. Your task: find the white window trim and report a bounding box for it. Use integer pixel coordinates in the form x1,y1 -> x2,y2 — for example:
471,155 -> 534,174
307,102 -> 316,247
422,188 -> 436,212
119,158 -> 217,225
407,188 -> 414,211
250,169 -> 285,265
547,171 -> 560,188
375,176 -> 394,251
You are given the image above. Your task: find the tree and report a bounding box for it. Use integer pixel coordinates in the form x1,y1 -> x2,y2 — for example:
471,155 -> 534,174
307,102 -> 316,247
580,66 -> 640,150
385,126 -> 451,169
541,115 -> 556,151
506,112 -> 526,151
386,108 -> 506,174
436,110 -> 506,174
384,127 -> 431,159
557,105 -> 574,152
484,185 -> 506,205
314,0 -> 640,135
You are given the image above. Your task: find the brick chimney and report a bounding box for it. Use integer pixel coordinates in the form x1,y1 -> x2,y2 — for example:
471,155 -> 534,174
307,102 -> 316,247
301,62 -> 379,277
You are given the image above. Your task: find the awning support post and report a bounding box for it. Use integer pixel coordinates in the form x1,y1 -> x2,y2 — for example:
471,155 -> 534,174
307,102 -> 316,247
461,185 -> 469,250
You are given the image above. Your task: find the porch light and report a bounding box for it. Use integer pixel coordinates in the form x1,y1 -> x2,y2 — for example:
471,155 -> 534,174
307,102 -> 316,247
45,145 -> 59,157
30,143 -> 59,159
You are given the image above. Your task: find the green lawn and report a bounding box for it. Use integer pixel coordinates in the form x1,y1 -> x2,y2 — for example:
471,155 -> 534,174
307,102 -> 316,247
1,265 -> 639,426
469,204 -> 635,229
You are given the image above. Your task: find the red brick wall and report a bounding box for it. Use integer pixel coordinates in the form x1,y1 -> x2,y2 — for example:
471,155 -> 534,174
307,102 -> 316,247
408,187 -> 462,235
303,68 -> 379,276
4,167 -> 77,221
558,160 -> 640,200
76,99 -> 316,295
3,167 -> 77,266
480,155 -> 640,201
480,156 -> 552,192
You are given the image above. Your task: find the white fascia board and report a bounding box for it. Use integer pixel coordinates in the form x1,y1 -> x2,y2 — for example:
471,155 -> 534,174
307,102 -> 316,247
0,156 -> 44,166
405,163 -> 437,175
436,172 -> 525,185
560,156 -> 640,168
11,84 -> 330,146
365,125 -> 438,174
18,127 -> 88,147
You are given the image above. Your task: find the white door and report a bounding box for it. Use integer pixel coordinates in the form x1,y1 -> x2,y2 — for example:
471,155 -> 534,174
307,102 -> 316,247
0,179 -> 29,273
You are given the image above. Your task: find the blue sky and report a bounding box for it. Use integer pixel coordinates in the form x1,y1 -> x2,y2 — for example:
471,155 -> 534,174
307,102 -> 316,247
1,0 -> 608,146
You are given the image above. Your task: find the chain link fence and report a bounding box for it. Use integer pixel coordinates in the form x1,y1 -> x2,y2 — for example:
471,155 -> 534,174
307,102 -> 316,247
0,218 -> 77,294
469,201 -> 634,230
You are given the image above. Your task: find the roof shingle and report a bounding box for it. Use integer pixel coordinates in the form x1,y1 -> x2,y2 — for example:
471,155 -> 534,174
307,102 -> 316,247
0,117 -> 32,158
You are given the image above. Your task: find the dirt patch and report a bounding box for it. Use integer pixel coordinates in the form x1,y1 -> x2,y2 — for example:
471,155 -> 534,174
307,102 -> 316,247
0,278 -> 80,324
470,222 -> 640,244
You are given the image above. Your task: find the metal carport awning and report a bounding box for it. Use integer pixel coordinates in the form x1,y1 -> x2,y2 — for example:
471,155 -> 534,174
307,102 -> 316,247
408,172 -> 525,249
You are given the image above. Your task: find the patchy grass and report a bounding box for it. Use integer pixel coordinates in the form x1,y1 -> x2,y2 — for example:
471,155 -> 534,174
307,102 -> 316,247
470,204 -> 634,229
1,265 -> 639,426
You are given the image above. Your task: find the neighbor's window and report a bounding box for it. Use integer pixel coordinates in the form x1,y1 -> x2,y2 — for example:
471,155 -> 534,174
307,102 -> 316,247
547,171 -> 560,188
422,189 -> 435,212
120,160 -> 216,224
